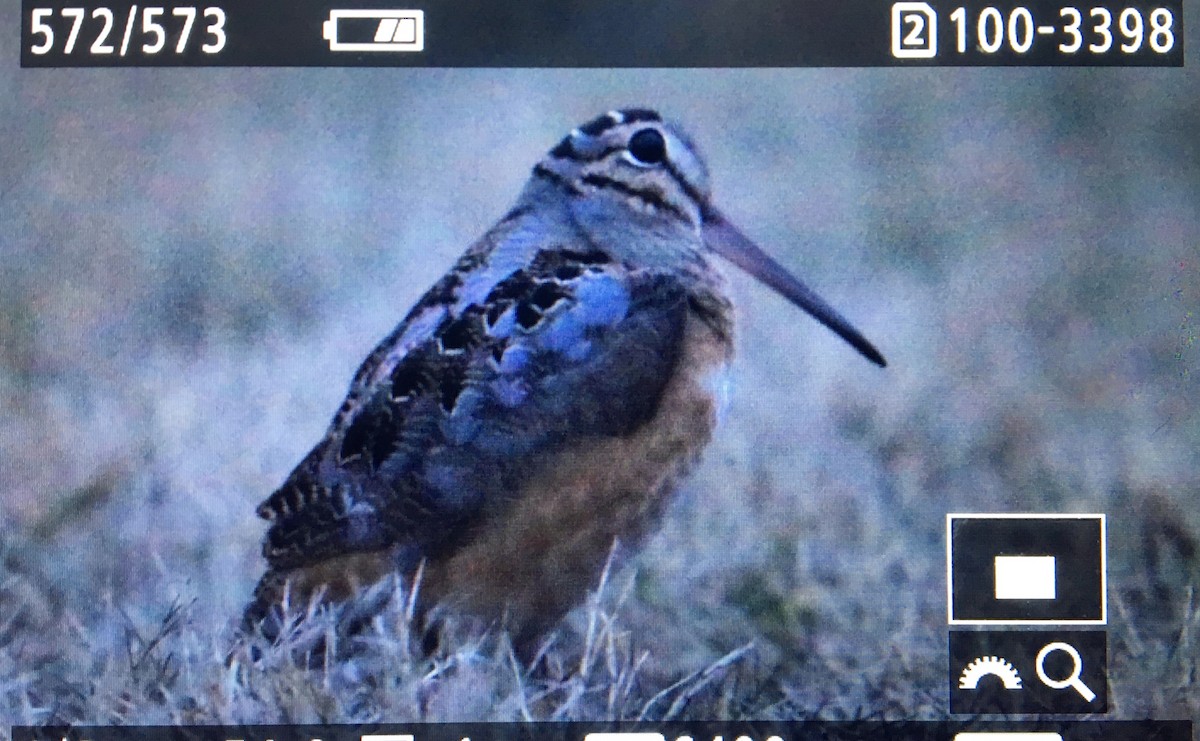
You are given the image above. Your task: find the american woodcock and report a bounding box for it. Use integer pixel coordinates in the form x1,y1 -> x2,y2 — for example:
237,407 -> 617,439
244,108 -> 886,648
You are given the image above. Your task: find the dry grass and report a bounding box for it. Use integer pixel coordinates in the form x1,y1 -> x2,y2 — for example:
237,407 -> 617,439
1,549 -> 765,727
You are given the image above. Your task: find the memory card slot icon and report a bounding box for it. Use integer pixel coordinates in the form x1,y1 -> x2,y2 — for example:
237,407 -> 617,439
323,10 -> 425,52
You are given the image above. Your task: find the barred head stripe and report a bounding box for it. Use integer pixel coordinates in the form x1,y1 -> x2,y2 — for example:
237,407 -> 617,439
532,162 -> 583,196
576,109 -> 662,140
578,113 -> 621,137
580,173 -> 688,221
619,108 -> 662,124
663,160 -> 710,218
550,136 -> 576,159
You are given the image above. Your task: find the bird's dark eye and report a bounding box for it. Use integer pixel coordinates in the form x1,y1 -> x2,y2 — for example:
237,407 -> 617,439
627,128 -> 667,165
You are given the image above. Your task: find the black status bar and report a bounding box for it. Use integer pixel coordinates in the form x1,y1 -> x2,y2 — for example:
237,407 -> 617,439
20,0 -> 1184,67
11,722 -> 1196,741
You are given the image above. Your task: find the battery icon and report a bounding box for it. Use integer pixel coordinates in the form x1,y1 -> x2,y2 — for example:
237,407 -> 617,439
322,9 -> 425,52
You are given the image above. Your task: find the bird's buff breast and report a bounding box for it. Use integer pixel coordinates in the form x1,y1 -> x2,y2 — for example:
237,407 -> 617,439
421,309 -> 732,639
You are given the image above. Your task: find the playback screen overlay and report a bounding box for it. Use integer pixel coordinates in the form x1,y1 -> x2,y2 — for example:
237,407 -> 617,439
20,0 -> 1184,67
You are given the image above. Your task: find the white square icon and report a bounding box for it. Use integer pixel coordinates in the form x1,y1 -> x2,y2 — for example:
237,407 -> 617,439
994,555 -> 1056,600
948,513 -> 1106,625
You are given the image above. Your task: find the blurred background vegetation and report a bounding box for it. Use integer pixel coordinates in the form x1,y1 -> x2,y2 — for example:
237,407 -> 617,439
0,1 -> 1197,726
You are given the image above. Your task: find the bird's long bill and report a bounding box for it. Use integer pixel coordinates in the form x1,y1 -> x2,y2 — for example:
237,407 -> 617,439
703,208 -> 887,367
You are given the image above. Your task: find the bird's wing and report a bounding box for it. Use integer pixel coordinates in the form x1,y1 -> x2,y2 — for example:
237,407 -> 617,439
256,242 -> 690,570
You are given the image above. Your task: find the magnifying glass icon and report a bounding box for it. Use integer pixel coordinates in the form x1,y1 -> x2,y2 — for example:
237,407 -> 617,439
1036,641 -> 1096,702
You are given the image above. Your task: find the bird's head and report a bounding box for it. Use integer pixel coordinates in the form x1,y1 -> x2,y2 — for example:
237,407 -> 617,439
530,109 -> 886,367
